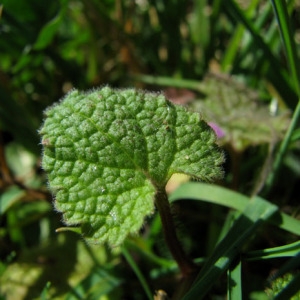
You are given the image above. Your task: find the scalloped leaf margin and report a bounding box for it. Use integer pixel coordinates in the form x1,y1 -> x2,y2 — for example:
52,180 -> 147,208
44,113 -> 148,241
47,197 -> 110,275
40,87 -> 224,246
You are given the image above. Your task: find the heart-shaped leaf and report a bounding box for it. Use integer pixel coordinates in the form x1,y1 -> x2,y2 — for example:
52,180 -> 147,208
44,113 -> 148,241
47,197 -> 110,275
40,87 -> 224,246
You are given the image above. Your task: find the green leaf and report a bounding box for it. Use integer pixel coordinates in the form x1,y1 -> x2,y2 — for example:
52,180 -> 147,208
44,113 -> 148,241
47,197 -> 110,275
0,186 -> 25,215
40,87 -> 224,246
33,14 -> 62,50
191,74 -> 290,152
33,0 -> 68,50
40,282 -> 51,300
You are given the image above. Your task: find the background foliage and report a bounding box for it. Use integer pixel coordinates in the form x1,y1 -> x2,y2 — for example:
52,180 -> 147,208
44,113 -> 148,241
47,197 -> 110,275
0,0 -> 300,299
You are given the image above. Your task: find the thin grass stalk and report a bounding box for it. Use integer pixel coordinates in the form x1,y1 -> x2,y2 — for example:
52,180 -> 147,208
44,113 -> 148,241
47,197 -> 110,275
221,0 -> 261,72
225,0 -> 297,108
122,246 -> 153,300
262,1 -> 300,195
270,0 -> 300,96
263,101 -> 300,195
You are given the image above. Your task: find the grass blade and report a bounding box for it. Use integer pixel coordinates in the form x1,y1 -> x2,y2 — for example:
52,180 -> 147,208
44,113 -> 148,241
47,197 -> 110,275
169,182 -> 300,236
131,74 -> 206,92
221,0 -> 261,72
227,258 -> 242,300
122,245 -> 153,300
65,267 -> 122,300
270,0 -> 300,96
181,196 -> 278,299
224,0 -> 297,108
262,1 -> 300,195
246,240 -> 300,261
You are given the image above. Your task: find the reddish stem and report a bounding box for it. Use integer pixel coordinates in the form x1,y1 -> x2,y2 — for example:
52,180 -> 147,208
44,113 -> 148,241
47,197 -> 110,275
154,188 -> 198,277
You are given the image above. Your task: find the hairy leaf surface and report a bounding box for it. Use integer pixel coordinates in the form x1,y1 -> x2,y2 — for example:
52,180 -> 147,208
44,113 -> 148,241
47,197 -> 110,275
40,87 -> 223,246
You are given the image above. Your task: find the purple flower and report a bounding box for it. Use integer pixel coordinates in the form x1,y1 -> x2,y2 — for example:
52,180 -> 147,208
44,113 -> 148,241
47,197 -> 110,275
208,122 -> 225,138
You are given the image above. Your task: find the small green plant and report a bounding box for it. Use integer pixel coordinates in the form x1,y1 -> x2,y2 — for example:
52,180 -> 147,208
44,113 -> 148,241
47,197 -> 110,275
2,1 -> 300,299
266,273 -> 300,299
40,86 -> 224,276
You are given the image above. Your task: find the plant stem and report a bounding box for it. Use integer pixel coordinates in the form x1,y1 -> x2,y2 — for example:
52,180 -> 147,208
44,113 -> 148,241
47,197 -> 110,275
262,100 -> 300,196
154,188 -> 198,277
